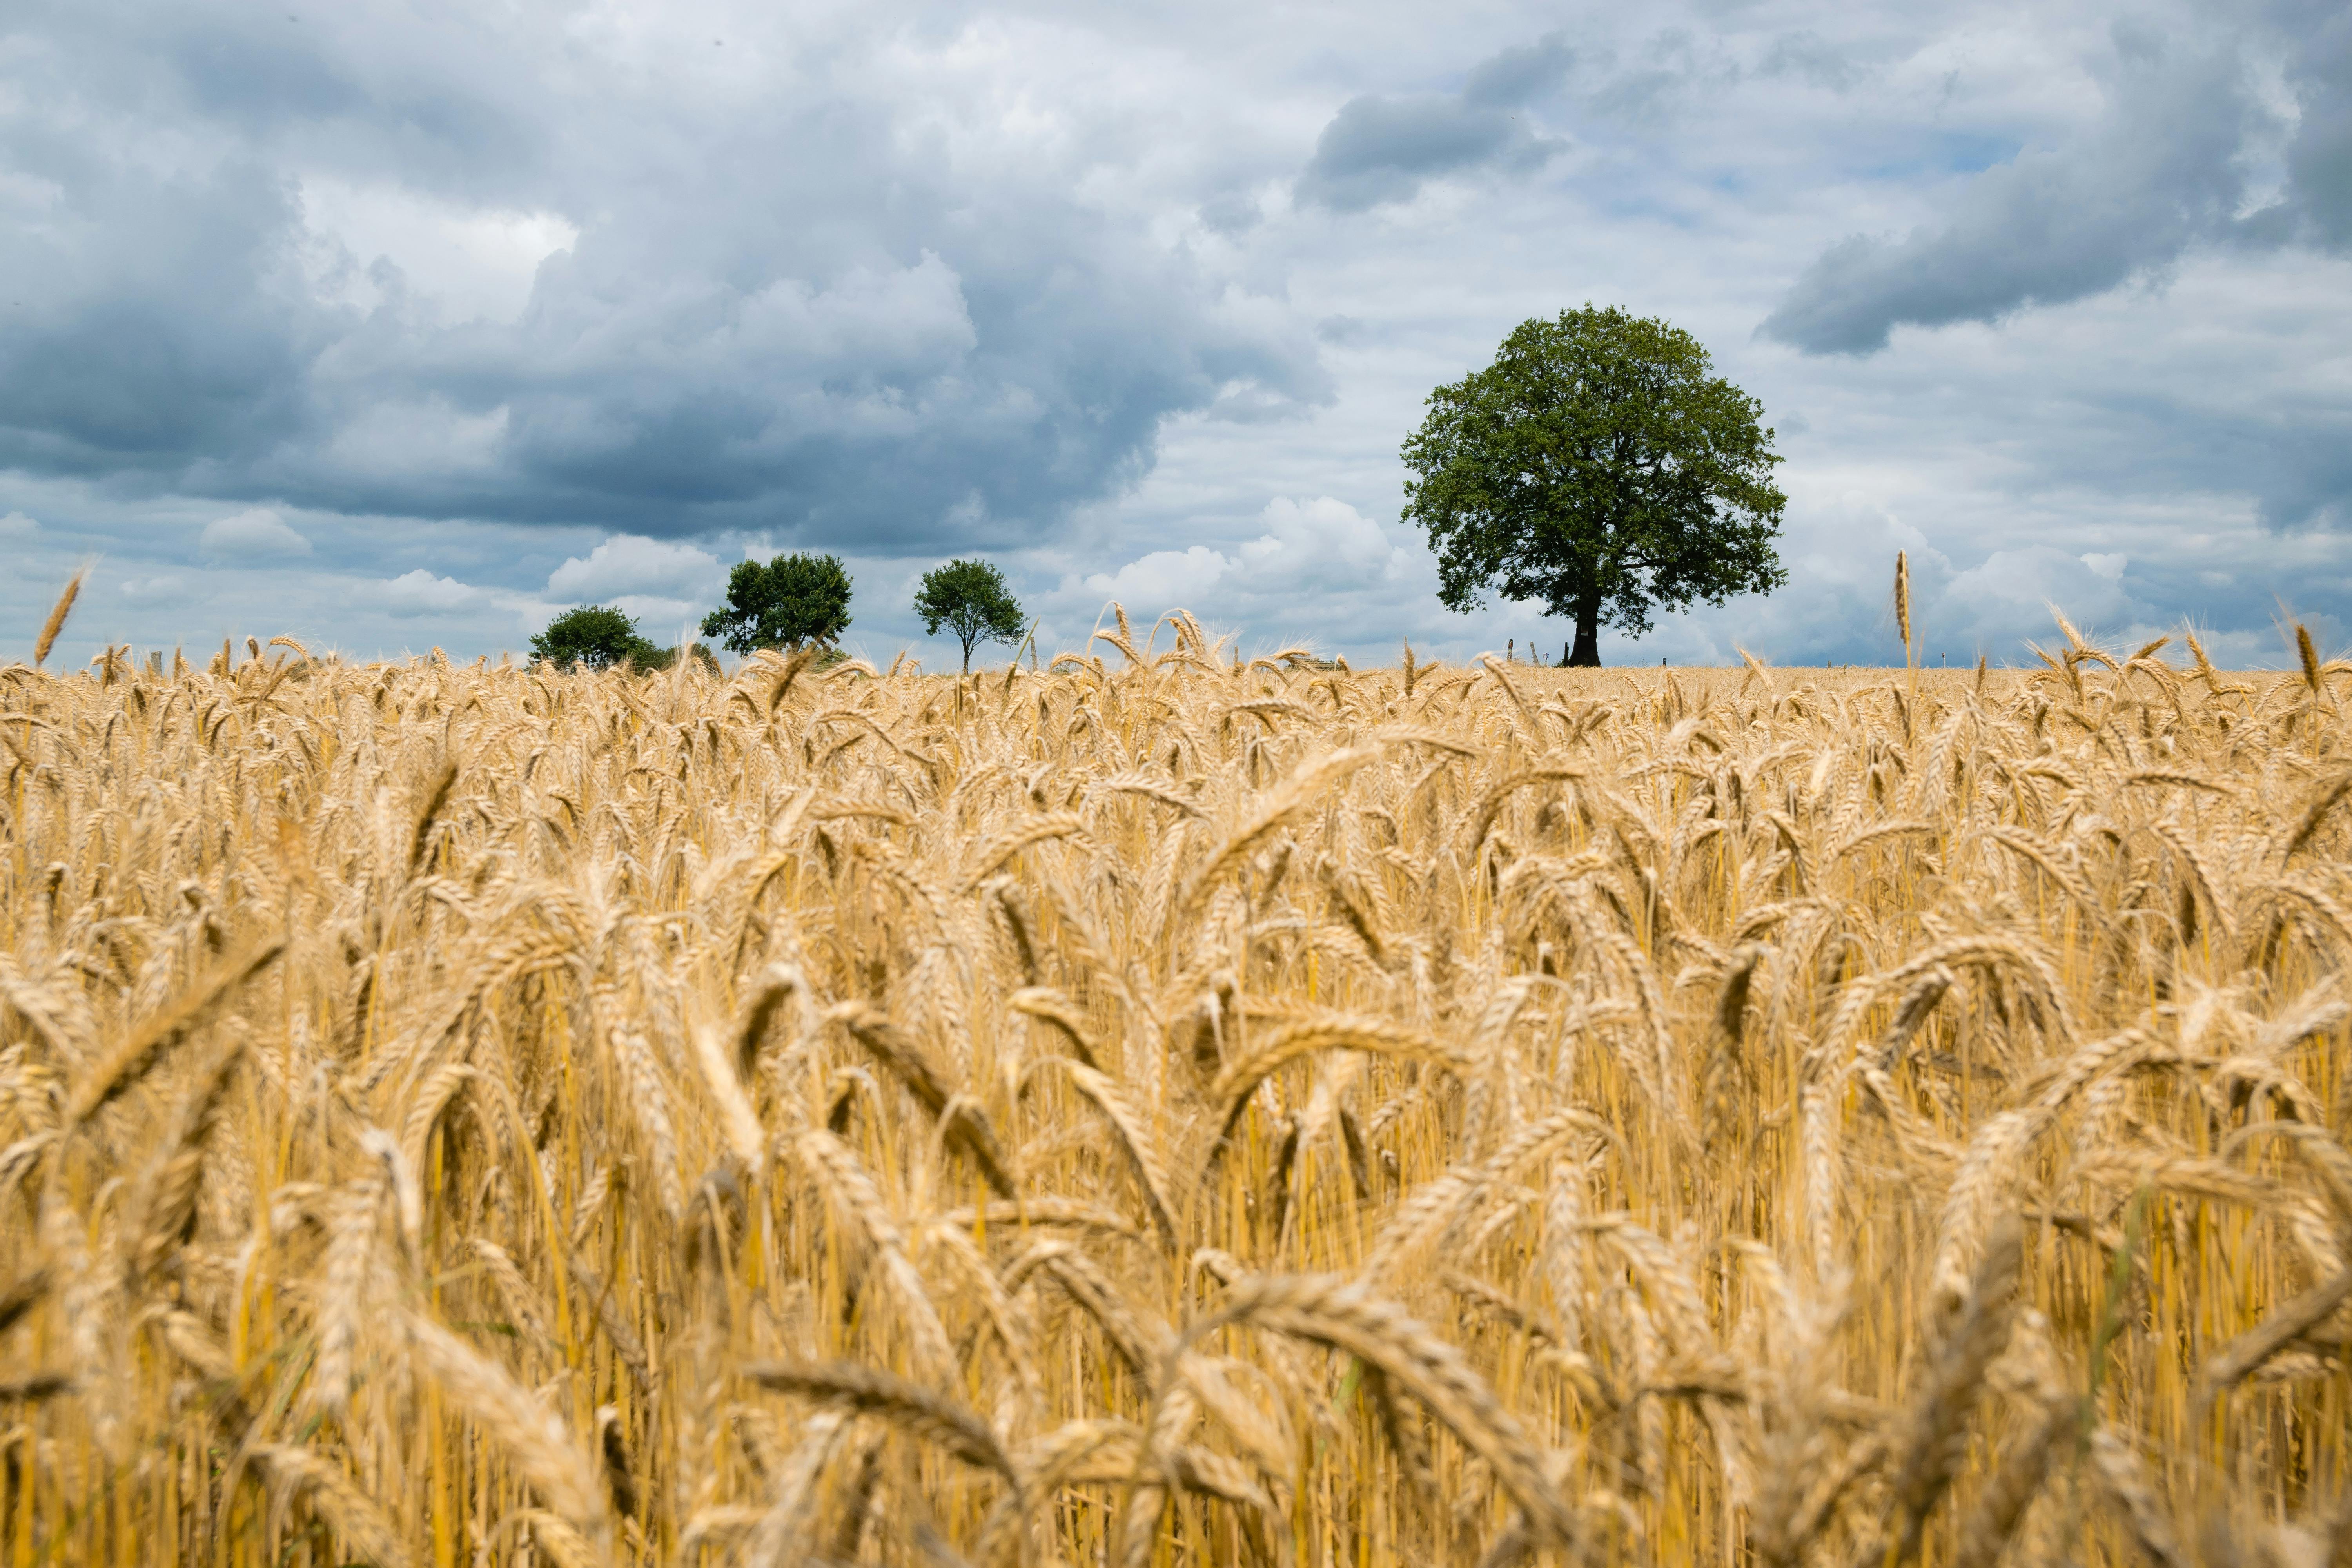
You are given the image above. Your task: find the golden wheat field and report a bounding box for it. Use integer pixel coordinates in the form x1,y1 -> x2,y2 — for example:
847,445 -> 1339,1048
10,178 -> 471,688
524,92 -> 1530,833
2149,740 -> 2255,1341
3,614 -> 2350,1568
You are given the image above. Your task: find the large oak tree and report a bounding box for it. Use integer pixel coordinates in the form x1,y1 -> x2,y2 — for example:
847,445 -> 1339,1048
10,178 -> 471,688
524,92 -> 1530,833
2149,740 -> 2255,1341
1401,306 -> 1788,666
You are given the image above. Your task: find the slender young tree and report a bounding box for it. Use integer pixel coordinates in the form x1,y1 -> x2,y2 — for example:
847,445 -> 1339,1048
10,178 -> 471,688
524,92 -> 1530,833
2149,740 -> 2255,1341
913,558 -> 1026,673
1401,305 -> 1788,666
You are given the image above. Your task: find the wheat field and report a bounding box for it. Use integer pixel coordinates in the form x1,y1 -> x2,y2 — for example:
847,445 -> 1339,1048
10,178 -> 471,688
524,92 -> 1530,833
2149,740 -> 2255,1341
2,614 -> 2349,1568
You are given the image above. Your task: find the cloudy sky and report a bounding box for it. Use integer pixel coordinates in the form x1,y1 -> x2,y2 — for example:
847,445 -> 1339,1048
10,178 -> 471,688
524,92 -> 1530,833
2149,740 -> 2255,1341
4,0 -> 2348,670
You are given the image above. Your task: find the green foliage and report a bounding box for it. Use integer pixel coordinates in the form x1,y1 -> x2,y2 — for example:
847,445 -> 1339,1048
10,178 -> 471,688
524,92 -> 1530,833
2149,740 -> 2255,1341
530,606 -> 717,674
700,553 -> 854,653
530,605 -> 664,671
1400,304 -> 1788,666
913,558 -> 1027,673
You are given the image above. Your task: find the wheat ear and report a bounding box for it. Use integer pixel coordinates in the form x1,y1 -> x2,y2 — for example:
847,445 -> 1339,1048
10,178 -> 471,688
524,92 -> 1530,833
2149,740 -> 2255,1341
1008,986 -> 1106,1070
68,939 -> 285,1127
1464,766 -> 1588,852
746,1360 -> 1016,1482
729,962 -> 802,1076
829,1000 -> 957,1117
738,1406 -> 848,1566
1171,1273 -> 1578,1547
398,1061 -> 475,1187
314,1163 -> 388,1416
128,1037 -> 247,1279
1880,1216 -> 2024,1565
2283,771 -> 2352,863
487,1510 -> 603,1568
0,1267 -> 51,1334
2088,1426 -> 2187,1568
1895,551 -> 1912,655
978,1419 -> 1140,1568
1207,1012 -> 1466,1153
1174,745 -> 1379,924
1006,1240 -> 1169,1377
604,1018 -> 684,1221
405,1310 -> 606,1532
251,1446 -> 414,1568
406,757 -> 459,873
565,1256 -> 653,1395
791,1128 -> 956,1381
2196,1263 -> 2352,1406
1025,1056 -> 1178,1245
1949,1395 -> 2067,1568
468,1237 -> 552,1345
690,1024 -> 768,1174
31,572 -> 80,666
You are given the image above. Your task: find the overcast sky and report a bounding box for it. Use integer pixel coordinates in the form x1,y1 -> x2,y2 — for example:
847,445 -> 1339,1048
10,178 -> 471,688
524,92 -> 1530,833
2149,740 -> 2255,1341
4,0 -> 2347,670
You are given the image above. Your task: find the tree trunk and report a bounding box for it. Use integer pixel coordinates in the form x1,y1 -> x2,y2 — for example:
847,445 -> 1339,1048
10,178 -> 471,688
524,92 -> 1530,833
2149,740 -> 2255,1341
1566,596 -> 1601,667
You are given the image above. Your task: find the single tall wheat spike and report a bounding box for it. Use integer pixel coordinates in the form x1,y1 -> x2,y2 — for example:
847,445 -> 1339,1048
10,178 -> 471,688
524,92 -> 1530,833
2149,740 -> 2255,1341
31,570 -> 81,666
0,601 -> 2343,1567
1895,549 -> 1913,662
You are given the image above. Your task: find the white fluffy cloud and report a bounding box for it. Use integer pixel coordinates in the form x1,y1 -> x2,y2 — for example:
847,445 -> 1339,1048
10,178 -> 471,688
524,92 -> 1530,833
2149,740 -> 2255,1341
378,569 -> 485,618
119,575 -> 185,604
199,508 -> 312,559
1075,495 -> 1413,610
1058,496 -> 1440,654
545,536 -> 725,603
1079,545 -> 1235,611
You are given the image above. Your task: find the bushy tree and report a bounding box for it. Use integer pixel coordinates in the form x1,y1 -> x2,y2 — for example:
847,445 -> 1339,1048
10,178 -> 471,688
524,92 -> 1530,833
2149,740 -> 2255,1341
701,553 -> 853,653
913,558 -> 1026,673
1401,305 -> 1788,667
530,605 -> 663,670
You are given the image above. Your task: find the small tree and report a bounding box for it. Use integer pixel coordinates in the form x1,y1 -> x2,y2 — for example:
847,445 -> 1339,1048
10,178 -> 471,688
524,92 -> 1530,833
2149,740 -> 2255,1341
531,605 -> 663,670
701,553 -> 854,653
1401,305 -> 1788,667
913,559 -> 1026,674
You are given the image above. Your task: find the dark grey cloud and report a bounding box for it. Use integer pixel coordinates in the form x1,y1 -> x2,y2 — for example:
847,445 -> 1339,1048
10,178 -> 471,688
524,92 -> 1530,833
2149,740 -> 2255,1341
1758,31 -> 1861,92
2280,5 -> 2352,248
0,0 -> 1330,553
1199,192 -> 1263,235
1463,33 -> 1574,107
1760,44 -> 2255,355
1296,35 -> 1568,212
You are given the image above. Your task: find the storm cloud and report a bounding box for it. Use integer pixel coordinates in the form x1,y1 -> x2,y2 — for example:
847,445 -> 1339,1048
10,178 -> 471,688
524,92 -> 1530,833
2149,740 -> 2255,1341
1296,34 -> 1571,212
1761,8 -> 2352,358
0,0 -> 1330,549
